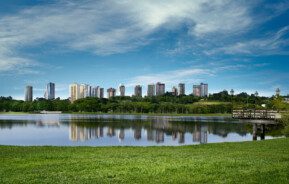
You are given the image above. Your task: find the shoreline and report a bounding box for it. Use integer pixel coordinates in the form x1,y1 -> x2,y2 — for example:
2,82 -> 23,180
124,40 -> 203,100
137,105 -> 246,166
0,111 -> 231,117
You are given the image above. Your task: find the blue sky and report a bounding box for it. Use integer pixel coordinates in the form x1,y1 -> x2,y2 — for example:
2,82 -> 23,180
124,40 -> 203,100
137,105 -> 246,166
0,0 -> 288,99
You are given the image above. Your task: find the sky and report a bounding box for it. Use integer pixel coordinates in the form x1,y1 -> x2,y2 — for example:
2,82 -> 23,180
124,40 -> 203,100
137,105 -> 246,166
0,0 -> 288,99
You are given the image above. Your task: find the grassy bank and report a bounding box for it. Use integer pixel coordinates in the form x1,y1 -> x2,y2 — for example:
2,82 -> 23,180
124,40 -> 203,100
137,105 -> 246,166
1,138 -> 289,183
0,112 -> 30,115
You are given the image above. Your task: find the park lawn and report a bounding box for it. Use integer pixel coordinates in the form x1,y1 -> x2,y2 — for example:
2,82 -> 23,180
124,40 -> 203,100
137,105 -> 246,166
0,112 -> 30,115
193,101 -> 231,105
0,138 -> 289,184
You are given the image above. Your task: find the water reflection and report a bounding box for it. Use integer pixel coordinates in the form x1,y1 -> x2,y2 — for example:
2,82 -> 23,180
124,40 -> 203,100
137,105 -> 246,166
67,117 -> 213,144
66,116 -> 280,144
69,124 -> 104,141
0,114 -> 284,146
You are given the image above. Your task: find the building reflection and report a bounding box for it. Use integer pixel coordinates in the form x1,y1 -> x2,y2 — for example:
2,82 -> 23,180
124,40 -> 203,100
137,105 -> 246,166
99,127 -> 104,137
69,123 -> 103,141
118,128 -> 125,141
200,125 -> 208,144
192,123 -> 208,144
68,117 -> 255,144
107,127 -> 115,137
69,122 -> 208,144
172,132 -> 177,141
134,128 -> 142,140
178,132 -> 185,144
170,131 -> 185,144
147,128 -> 155,141
155,130 -> 164,143
193,123 -> 201,142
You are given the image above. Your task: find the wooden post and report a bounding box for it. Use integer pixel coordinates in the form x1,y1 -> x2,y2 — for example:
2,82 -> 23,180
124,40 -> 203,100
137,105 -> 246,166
253,124 -> 257,141
260,124 -> 265,140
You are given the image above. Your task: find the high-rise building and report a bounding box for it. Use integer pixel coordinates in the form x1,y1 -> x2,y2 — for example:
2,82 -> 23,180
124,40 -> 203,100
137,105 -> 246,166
25,86 -> 33,102
70,83 -> 94,102
147,84 -> 155,97
193,83 -> 208,97
193,85 -> 201,97
107,88 -> 116,98
200,83 -> 208,97
178,83 -> 185,95
119,84 -> 125,97
134,85 -> 142,97
83,84 -> 91,98
45,82 -> 55,100
98,88 -> 104,98
172,86 -> 178,96
69,83 -> 80,102
92,86 -> 99,97
79,84 -> 85,99
77,84 -> 91,98
156,82 -> 165,96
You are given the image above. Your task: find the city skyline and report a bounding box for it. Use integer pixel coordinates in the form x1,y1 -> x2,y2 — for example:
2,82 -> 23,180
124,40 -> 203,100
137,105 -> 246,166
23,81 -> 286,101
0,1 -> 288,99
68,82 -> 208,101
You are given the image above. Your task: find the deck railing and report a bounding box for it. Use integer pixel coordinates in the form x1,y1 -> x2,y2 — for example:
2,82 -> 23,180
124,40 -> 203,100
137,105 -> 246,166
232,109 -> 281,120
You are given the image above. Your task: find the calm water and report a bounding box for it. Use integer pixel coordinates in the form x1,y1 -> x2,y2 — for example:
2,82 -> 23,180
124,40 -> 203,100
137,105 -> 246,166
0,114 -> 283,146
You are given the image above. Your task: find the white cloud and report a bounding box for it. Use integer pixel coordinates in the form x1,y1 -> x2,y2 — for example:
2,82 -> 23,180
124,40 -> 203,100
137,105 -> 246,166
0,56 -> 38,74
0,0 -> 255,72
1,0 -> 287,75
208,26 -> 289,55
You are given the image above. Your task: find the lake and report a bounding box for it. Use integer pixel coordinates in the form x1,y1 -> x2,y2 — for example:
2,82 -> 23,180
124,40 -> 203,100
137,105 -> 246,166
0,114 -> 283,146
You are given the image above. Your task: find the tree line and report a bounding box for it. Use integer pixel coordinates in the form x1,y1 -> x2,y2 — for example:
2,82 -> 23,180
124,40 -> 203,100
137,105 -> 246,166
1,91 -> 288,114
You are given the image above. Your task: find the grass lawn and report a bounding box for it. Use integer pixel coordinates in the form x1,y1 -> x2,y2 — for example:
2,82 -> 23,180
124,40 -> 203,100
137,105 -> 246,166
0,112 -> 30,115
193,101 -> 231,105
0,138 -> 289,183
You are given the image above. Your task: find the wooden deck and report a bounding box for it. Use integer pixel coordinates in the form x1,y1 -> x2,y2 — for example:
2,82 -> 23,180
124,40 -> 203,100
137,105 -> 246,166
232,109 -> 281,120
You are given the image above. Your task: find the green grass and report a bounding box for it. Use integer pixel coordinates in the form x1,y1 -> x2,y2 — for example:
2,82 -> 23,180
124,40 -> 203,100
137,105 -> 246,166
0,112 -> 31,115
193,101 -> 231,105
1,138 -> 289,183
